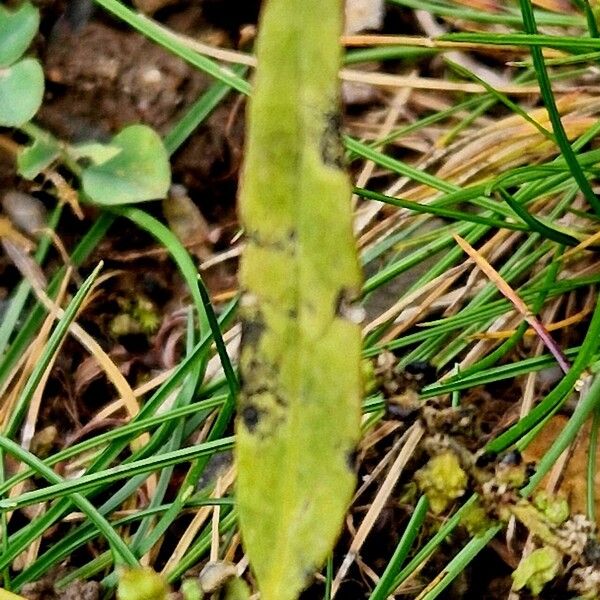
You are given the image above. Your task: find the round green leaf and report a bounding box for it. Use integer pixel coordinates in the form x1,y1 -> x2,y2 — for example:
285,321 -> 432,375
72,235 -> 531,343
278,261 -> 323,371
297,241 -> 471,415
82,125 -> 171,205
0,58 -> 44,126
0,2 -> 40,67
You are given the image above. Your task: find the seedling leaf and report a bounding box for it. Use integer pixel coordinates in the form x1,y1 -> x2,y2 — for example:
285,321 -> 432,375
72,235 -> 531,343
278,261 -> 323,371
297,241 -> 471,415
0,2 -> 39,67
236,1 -> 362,599
71,142 -> 122,164
18,136 -> 60,179
82,125 -> 170,205
0,58 -> 43,126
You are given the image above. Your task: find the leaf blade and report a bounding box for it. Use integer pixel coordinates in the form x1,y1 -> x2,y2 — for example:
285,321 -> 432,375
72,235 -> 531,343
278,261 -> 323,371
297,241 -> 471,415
0,58 -> 44,126
236,1 -> 362,599
82,125 -> 170,205
0,2 -> 39,67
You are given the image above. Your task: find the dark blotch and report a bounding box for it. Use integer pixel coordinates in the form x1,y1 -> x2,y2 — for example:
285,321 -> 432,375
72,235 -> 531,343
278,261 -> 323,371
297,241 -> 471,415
403,361 -> 438,385
246,228 -> 296,253
474,451 -> 497,468
320,111 -> 345,169
241,314 -> 266,349
241,404 -> 261,433
345,449 -> 358,472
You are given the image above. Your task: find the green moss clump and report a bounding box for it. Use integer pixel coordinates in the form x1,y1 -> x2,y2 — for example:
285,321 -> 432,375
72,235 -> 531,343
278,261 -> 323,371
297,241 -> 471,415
110,295 -> 160,338
415,451 -> 467,514
512,546 -> 562,596
117,567 -> 168,600
461,500 -> 494,536
533,491 -> 570,526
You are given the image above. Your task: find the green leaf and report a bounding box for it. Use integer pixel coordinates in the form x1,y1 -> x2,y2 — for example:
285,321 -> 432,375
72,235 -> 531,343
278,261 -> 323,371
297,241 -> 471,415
70,141 -> 121,164
82,125 -> 170,205
17,135 -> 60,179
0,58 -> 44,126
236,1 -> 362,599
0,2 -> 39,67
512,546 -> 562,596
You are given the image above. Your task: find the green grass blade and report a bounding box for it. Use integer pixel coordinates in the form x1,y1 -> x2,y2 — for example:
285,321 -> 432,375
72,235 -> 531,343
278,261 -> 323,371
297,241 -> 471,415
518,0 -> 600,215
0,436 -> 138,566
369,495 -> 429,600
2,262 -> 103,438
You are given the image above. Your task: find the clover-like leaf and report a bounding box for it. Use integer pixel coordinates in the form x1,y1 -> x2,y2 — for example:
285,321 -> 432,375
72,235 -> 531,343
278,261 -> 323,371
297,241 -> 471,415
18,135 -> 60,179
71,141 -> 121,164
82,125 -> 171,205
0,58 -> 44,126
0,2 -> 39,67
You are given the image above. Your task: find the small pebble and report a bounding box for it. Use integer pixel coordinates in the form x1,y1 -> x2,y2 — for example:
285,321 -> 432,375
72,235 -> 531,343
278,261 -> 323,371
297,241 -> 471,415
2,191 -> 47,237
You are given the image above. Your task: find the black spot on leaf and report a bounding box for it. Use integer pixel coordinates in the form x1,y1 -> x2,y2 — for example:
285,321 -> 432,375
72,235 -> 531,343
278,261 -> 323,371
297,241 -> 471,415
241,404 -> 262,433
320,111 -> 344,169
345,449 -> 358,472
246,228 -> 296,253
241,313 -> 266,349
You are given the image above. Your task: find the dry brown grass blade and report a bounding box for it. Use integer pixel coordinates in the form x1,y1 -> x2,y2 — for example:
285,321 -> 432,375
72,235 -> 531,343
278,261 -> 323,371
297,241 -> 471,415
210,476 -> 225,562
331,423 -> 424,597
340,69 -> 552,94
454,234 -> 570,373
364,265 -> 465,335
3,251 -> 155,503
353,425 -> 413,503
386,95 -> 600,206
354,88 -> 413,234
29,285 -> 149,451
2,268 -> 70,568
0,218 -> 35,252
43,170 -> 84,220
161,466 -> 236,576
473,303 -> 594,339
380,267 -> 463,343
341,34 -> 564,56
0,270 -> 68,434
561,229 -> 600,260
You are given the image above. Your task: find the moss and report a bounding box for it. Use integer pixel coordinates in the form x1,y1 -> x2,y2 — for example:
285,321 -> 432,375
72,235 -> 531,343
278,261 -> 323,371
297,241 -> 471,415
117,567 -> 168,600
461,500 -> 495,536
512,546 -> 562,596
533,491 -> 570,526
110,295 -> 160,338
415,451 -> 467,514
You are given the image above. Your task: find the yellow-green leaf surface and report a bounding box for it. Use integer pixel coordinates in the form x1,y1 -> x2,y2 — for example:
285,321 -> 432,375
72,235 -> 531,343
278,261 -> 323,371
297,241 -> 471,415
236,1 -> 362,599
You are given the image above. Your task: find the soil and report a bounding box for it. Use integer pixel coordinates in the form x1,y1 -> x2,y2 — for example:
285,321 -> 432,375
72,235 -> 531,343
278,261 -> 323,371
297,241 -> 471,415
21,571 -> 101,600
